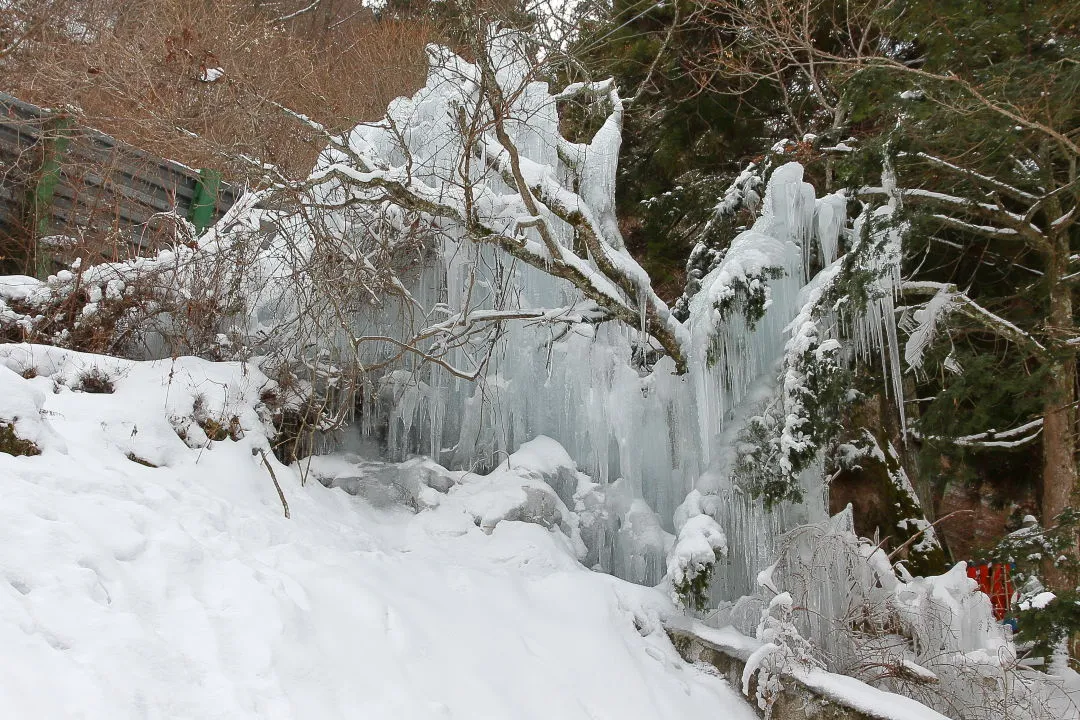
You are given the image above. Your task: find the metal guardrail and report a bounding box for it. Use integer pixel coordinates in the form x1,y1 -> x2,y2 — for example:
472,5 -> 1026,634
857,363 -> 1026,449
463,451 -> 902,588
0,91 -> 239,275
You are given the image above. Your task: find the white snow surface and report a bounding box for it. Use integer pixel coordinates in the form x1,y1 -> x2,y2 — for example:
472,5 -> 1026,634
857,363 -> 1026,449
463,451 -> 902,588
199,66 -> 225,83
0,344 -> 755,720
1020,591 -> 1057,611
795,669 -> 950,720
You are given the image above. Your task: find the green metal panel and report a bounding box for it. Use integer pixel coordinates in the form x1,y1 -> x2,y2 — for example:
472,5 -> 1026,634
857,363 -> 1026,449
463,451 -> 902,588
189,168 -> 222,235
30,115 -> 73,278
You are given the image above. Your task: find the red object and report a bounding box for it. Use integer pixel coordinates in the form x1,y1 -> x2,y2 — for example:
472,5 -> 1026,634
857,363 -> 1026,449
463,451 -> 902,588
966,562 -> 1013,620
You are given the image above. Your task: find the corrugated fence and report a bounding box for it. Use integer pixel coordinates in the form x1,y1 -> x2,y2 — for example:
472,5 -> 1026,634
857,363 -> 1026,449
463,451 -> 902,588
0,91 -> 238,276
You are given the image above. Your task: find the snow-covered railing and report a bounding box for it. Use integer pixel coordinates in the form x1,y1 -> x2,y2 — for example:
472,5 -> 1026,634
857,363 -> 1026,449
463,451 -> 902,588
667,621 -> 953,720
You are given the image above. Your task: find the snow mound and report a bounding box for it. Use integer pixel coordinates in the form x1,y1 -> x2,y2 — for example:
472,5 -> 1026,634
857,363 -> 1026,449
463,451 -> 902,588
0,364 -> 61,451
0,345 -> 756,720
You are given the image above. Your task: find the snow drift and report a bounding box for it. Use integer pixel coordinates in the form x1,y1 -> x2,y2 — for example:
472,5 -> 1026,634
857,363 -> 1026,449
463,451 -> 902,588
0,343 -> 756,719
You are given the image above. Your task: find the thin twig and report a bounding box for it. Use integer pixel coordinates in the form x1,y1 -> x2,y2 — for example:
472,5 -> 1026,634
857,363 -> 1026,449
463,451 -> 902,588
257,448 -> 291,519
887,510 -> 974,561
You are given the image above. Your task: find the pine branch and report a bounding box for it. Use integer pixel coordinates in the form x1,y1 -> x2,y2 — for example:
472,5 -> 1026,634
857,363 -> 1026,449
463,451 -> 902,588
901,281 -> 1048,356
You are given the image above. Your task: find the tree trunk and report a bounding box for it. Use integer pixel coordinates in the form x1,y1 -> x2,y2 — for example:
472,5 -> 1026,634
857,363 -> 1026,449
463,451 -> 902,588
1042,244 -> 1079,593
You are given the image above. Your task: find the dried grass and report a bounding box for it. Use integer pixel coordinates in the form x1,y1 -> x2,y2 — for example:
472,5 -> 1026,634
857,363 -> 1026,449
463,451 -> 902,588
2,0 -> 433,182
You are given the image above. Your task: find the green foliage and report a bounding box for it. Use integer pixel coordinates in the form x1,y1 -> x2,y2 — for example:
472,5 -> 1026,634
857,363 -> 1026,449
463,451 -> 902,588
631,178 -> 734,296
709,266 -> 788,328
918,349 -> 1049,440
571,0 -> 786,296
673,561 -> 714,612
732,407 -> 804,508
731,349 -> 850,509
578,0 -> 1076,536
991,510 -> 1080,659
731,253 -> 871,509
914,343 -> 1048,495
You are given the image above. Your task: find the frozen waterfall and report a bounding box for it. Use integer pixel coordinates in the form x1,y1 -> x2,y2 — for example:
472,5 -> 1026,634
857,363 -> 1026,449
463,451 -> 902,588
357,162 -> 838,597
242,36 -> 843,598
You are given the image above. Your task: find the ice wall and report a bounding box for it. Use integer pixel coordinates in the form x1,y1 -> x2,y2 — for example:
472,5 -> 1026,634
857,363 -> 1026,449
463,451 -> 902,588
357,162 -> 839,595
275,37 -> 844,596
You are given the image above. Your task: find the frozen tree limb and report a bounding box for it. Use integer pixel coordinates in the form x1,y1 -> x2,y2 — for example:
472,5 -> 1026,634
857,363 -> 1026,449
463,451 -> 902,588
901,281 -> 1047,356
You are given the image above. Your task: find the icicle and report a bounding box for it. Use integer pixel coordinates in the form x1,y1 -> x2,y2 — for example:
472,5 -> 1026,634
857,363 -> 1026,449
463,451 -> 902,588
212,35 -> 879,594
814,192 -> 846,267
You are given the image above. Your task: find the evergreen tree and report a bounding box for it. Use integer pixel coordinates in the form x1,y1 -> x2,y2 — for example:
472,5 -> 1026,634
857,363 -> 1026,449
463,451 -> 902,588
686,0 -> 1079,599
570,0 -> 787,297
858,0 -> 1080,591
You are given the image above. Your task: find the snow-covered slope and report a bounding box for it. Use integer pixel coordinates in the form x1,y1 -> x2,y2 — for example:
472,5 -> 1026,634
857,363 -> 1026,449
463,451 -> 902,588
0,344 -> 754,720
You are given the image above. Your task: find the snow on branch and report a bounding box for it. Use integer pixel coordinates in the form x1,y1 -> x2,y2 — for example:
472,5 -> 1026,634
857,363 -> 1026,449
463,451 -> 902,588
901,281 -> 1047,356
911,417 -> 1044,449
299,30 -> 689,372
904,152 -> 1038,203
269,0 -> 323,25
899,284 -> 955,373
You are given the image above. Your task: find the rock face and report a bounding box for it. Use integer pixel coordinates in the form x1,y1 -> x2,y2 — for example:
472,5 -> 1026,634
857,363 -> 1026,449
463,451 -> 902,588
934,480 -> 1037,562
831,442 -> 1039,566
828,430 -> 946,576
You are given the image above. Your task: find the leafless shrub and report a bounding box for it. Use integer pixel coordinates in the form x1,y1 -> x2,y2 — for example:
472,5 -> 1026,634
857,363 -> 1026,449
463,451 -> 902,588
74,366 -> 114,393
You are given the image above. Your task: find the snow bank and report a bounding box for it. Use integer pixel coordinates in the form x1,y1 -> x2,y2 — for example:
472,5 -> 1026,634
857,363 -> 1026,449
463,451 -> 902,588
0,364 -> 60,451
0,345 -> 756,720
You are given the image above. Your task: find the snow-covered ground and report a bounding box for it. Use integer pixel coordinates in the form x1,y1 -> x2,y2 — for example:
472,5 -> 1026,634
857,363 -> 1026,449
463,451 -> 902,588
0,344 -> 756,720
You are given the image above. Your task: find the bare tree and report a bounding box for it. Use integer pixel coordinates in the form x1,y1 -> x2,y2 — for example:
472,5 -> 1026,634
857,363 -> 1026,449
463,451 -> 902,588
1,19 -> 691,467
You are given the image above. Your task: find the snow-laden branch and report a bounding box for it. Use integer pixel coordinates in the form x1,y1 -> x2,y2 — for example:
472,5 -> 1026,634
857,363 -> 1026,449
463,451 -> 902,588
911,418 -> 1044,449
553,79 -> 615,101
901,281 -> 1047,356
298,31 -> 690,372
348,302 -> 610,380
899,284 -> 954,373
418,303 -> 604,338
859,185 -> 1050,252
903,152 -> 1038,203
269,0 -> 322,25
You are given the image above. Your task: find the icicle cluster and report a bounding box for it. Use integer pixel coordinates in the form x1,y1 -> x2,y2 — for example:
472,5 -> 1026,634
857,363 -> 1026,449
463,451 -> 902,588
324,52 -> 851,595
0,35 -> 922,604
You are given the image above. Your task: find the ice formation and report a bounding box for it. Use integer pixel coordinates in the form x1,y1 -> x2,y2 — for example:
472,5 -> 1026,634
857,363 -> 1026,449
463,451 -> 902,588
733,508 -> 1065,720
315,48 -> 847,593
0,34 -> 859,598
346,148 -> 840,591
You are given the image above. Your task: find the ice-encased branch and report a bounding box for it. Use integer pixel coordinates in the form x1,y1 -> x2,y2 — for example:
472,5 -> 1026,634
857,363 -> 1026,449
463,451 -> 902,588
311,32 -> 690,372
901,281 -> 1047,356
